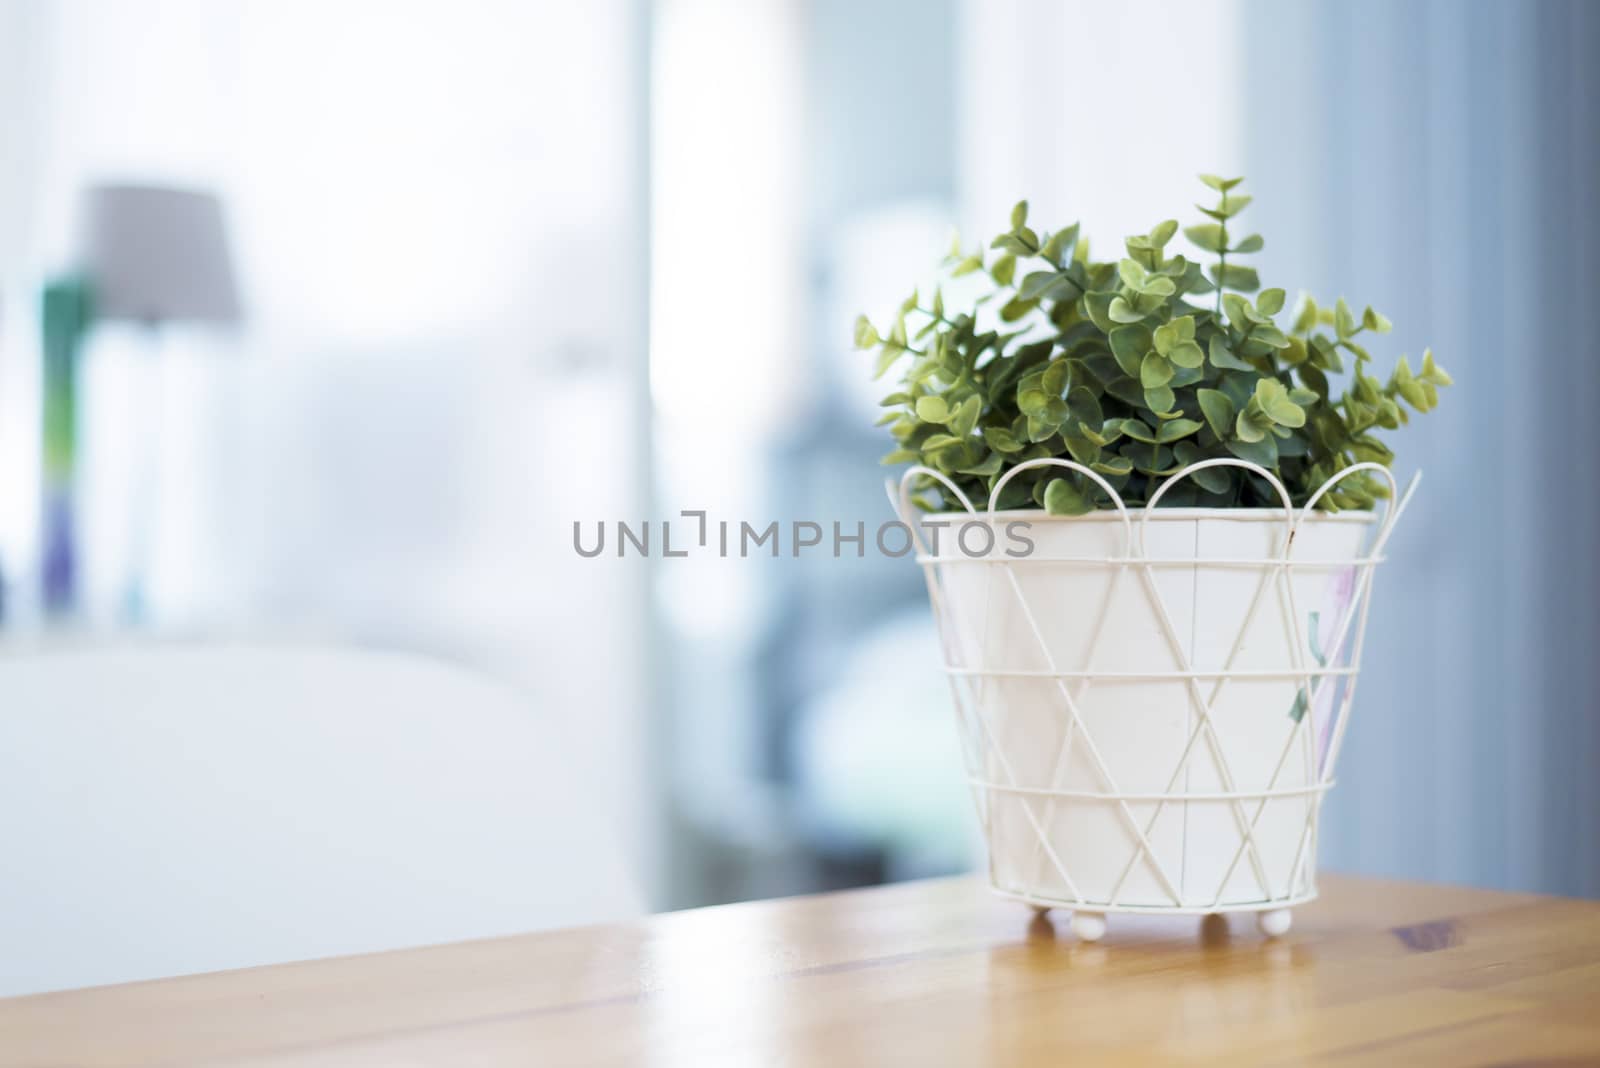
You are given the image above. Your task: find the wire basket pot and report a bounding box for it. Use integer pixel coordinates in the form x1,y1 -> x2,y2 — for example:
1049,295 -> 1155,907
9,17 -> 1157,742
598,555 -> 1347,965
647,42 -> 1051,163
892,457 -> 1419,941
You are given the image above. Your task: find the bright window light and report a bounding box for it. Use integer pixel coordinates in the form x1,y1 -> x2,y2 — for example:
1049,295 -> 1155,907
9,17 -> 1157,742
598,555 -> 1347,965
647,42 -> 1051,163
650,0 -> 806,440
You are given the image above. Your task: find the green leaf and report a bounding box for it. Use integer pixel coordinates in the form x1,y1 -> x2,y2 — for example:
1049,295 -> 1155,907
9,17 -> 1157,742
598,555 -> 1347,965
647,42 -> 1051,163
854,315 -> 880,349
1091,455 -> 1134,476
1084,291 -> 1118,332
1362,306 -> 1392,334
1168,340 -> 1204,368
950,395 -> 982,437
1341,339 -> 1372,362
1219,194 -> 1253,216
957,452 -> 1003,477
1231,233 -> 1264,254
1115,418 -> 1159,444
1222,293 -> 1253,326
1151,319 -> 1179,355
915,395 -> 949,423
1010,200 -> 1029,229
1122,440 -> 1174,474
982,426 -> 1023,453
1394,355 -> 1430,409
1254,378 -> 1306,427
1334,297 -> 1356,339
1107,294 -> 1145,322
1041,358 -> 1071,397
1209,334 -> 1254,371
1309,334 -> 1345,373
880,449 -> 919,465
1109,324 -> 1152,377
999,295 -> 1038,322
1175,443 -> 1232,493
874,344 -> 906,379
1040,224 -> 1079,265
1420,349 -> 1453,386
1348,435 -> 1394,465
1044,477 -> 1092,516
1062,432 -> 1099,465
990,253 -> 1016,287
1225,433 -> 1277,467
1144,384 -> 1177,415
1157,418 -> 1203,443
1251,324 -> 1291,350
1197,388 -> 1235,438
1148,219 -> 1179,247
1235,410 -> 1266,443
1256,288 -> 1286,316
1291,294 -> 1318,334
1200,174 -> 1244,192
1184,222 -> 1227,253
1210,263 -> 1261,292
1355,372 -> 1382,404
1169,362 -> 1205,387
1116,259 -> 1149,289
1140,352 -> 1174,388
990,235 -> 1033,257
1024,271 -> 1062,300
1067,385 -> 1102,426
1179,260 -> 1213,296
1105,376 -> 1146,408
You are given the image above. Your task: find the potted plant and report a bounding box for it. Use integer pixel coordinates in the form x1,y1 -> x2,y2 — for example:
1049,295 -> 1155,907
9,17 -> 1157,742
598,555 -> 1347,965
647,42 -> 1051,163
856,176 -> 1450,941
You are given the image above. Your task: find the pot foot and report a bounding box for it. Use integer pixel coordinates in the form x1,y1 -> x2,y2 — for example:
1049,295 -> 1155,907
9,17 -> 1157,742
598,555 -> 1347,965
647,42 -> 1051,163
1070,911 -> 1106,942
1256,908 -> 1292,938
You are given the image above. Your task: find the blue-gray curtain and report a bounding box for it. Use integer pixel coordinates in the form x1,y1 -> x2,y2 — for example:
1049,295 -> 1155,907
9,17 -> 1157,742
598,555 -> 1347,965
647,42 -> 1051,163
1243,0 -> 1600,896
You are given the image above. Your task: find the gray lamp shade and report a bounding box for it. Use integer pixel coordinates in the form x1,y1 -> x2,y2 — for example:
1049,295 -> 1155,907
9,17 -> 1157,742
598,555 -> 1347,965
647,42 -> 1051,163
82,184 -> 241,325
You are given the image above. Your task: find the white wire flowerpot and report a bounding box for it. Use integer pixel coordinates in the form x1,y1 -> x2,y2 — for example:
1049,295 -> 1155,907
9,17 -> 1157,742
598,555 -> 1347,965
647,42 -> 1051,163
894,458 -> 1418,940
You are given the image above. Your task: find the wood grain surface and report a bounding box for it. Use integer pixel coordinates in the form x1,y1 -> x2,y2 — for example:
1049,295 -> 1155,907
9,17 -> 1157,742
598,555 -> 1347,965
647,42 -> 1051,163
3,874 -> 1598,1066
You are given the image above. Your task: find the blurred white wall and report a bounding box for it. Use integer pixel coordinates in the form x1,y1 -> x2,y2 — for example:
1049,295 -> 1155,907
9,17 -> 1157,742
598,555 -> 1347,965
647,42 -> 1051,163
0,0 -> 657,890
959,0 -> 1245,255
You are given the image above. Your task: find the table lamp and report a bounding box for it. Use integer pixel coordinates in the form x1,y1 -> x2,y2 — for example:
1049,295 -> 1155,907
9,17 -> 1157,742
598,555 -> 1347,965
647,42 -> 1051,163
79,183 -> 241,621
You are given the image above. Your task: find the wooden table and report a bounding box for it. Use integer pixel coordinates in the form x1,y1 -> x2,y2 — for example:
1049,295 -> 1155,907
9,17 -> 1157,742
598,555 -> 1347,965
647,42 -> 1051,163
4,874 -> 1598,1066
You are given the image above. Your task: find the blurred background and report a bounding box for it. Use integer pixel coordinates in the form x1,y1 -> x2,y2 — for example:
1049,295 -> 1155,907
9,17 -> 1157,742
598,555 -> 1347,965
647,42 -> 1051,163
0,0 -> 1595,945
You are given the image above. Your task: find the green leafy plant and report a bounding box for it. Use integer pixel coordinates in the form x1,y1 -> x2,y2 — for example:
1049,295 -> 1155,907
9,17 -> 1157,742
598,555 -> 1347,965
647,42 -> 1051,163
855,176 -> 1451,514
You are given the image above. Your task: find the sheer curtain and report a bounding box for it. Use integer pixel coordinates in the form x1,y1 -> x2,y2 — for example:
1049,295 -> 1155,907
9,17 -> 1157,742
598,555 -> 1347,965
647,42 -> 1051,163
1239,0 -> 1600,897
961,0 -> 1600,896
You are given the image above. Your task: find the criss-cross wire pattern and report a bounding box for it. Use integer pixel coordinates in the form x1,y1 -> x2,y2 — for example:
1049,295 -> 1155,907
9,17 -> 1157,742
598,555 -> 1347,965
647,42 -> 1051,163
893,459 -> 1418,915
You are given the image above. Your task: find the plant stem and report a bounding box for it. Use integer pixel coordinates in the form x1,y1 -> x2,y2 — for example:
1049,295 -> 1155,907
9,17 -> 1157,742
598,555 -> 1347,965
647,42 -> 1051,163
1216,189 -> 1229,320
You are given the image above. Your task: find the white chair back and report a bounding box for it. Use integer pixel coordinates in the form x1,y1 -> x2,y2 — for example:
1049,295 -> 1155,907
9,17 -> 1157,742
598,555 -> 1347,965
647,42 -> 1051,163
0,644 -> 641,996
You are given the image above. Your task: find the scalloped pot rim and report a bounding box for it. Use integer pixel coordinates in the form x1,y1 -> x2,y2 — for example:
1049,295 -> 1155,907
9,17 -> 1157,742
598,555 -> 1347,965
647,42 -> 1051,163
924,507 -> 1377,524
